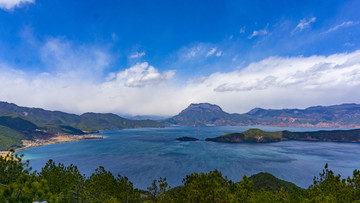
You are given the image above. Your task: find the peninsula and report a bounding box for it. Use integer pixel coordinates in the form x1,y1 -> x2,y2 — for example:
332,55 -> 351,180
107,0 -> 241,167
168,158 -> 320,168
206,128 -> 360,143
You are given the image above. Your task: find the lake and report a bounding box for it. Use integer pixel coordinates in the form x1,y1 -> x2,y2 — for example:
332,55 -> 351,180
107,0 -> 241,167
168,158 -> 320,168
18,126 -> 360,190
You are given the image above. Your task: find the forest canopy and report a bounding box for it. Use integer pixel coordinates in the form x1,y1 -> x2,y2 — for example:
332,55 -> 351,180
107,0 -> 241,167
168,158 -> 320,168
1,151 -> 359,202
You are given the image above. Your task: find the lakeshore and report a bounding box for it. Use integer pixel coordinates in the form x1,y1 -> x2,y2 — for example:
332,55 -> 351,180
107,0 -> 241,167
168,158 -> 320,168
0,134 -> 104,157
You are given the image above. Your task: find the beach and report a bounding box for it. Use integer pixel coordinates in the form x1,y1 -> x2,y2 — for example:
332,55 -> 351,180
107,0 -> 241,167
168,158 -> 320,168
0,134 -> 104,157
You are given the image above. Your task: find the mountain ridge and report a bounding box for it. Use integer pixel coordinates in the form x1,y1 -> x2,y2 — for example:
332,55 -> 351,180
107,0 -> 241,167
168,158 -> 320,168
165,102 -> 360,128
0,101 -> 164,132
0,101 -> 164,150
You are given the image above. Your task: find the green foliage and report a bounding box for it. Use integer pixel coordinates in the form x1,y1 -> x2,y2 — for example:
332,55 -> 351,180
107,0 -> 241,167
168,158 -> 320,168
0,150 -> 55,202
304,163 -> 356,202
0,150 -> 31,185
83,166 -> 140,202
207,128 -> 283,143
231,175 -> 256,202
1,153 -> 360,202
180,170 -> 231,202
242,128 -> 283,140
38,159 -> 85,202
147,177 -> 171,202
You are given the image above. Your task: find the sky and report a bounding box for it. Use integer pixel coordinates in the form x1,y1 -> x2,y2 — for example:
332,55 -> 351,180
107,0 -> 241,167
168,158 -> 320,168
0,0 -> 360,116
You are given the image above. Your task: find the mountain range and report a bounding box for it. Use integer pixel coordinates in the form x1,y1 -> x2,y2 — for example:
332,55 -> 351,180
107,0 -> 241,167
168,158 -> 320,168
1,101 -> 360,150
165,103 -> 360,128
0,101 -> 164,150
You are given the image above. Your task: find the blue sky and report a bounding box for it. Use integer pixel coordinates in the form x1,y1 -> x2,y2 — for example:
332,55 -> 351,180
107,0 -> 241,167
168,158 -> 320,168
0,0 -> 360,116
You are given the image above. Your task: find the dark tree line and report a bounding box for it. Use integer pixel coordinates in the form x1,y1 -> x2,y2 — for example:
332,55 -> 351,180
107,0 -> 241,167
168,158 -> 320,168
1,150 -> 360,202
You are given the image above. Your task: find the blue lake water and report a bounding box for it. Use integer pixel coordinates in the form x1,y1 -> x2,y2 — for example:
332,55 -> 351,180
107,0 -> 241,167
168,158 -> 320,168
18,126 -> 360,190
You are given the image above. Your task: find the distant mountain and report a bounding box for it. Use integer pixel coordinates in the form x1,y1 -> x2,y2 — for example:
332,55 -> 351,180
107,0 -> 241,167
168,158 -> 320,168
165,103 -> 360,128
77,113 -> 164,131
122,115 -> 168,120
165,103 -> 254,126
0,101 -> 164,132
245,103 -> 360,128
0,114 -> 85,150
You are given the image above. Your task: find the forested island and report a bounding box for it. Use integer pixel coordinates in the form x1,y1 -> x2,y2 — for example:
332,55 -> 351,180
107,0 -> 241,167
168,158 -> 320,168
206,128 -> 360,143
1,151 -> 359,202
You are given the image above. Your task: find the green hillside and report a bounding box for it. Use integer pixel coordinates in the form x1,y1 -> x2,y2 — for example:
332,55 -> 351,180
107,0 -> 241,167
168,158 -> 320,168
206,128 -> 360,143
242,128 -> 283,140
0,102 -> 165,150
0,125 -> 28,150
0,115 -> 88,150
0,101 -> 164,132
206,128 -> 283,143
77,113 -> 163,131
0,114 -> 38,132
249,172 -> 301,192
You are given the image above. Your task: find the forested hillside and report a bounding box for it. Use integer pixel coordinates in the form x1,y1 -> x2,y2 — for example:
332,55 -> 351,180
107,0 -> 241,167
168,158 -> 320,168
1,152 -> 359,202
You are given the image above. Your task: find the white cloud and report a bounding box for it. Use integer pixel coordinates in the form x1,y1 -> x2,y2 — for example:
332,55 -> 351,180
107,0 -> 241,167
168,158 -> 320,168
130,52 -> 146,58
210,53 -> 360,92
0,0 -> 34,10
1,37 -> 360,116
114,62 -> 175,87
206,48 -> 217,56
292,17 -> 316,33
325,21 -> 359,33
248,26 -> 268,39
206,48 -> 222,57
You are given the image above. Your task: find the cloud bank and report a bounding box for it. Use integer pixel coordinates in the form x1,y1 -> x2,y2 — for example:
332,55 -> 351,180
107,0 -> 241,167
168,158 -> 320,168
1,35 -> 359,116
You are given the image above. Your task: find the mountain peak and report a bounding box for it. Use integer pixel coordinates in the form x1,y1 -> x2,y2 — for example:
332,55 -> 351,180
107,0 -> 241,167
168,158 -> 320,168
165,103 -> 232,126
181,103 -> 224,113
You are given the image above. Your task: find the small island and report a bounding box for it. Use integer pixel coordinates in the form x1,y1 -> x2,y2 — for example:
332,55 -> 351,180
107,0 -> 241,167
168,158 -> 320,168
176,136 -> 199,141
206,128 -> 360,143
206,129 -> 282,143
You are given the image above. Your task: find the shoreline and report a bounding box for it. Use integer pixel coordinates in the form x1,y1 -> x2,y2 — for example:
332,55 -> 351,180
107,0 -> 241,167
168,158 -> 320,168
0,134 -> 104,157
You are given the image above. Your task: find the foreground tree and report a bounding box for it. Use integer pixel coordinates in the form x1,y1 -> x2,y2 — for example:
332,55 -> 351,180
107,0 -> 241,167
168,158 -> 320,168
2,152 -> 360,202
38,159 -> 85,202
83,166 -> 140,202
180,169 -> 231,202
0,150 -> 54,202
